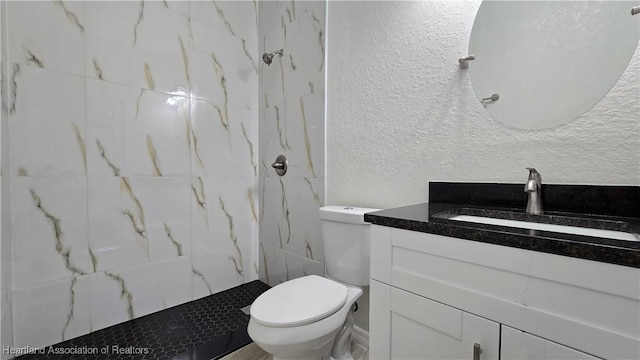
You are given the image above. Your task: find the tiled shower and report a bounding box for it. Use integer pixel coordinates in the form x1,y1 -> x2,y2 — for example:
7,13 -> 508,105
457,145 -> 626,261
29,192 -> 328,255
257,1 -> 326,287
0,0 -> 326,357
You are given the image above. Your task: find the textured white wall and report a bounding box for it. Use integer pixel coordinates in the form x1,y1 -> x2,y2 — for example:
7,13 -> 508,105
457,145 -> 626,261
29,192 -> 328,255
327,1 -> 640,209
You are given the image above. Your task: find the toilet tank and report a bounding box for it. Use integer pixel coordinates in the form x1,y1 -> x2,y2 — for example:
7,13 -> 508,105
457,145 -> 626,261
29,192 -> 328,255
319,206 -> 381,286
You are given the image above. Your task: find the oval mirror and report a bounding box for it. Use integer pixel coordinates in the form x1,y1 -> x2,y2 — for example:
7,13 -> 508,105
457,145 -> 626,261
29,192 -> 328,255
468,1 -> 640,130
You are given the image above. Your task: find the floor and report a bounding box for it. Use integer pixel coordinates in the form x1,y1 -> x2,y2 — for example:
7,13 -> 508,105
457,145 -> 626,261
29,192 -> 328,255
15,279 -> 369,360
220,341 -> 370,360
16,280 -> 271,360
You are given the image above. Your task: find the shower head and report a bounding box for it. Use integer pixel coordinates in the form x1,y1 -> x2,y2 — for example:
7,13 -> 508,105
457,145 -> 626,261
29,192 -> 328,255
262,49 -> 283,66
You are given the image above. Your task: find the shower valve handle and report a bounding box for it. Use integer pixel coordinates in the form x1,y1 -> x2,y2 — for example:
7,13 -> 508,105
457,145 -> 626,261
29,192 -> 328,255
271,155 -> 288,176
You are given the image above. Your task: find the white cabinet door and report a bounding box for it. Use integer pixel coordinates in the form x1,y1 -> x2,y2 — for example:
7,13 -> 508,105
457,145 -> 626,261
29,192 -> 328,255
370,281 -> 500,360
501,326 -> 599,360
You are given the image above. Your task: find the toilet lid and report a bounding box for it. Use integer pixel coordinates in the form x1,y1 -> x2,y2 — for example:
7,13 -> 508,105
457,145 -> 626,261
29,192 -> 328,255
250,275 -> 348,327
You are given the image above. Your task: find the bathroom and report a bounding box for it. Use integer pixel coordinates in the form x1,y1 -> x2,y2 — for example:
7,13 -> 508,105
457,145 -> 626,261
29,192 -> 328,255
0,0 -> 638,359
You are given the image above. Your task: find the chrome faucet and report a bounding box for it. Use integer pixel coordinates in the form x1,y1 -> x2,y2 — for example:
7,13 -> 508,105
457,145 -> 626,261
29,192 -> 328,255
524,168 -> 543,215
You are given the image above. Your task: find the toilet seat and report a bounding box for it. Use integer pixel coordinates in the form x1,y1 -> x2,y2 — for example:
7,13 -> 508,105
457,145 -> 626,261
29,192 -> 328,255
250,275 -> 348,328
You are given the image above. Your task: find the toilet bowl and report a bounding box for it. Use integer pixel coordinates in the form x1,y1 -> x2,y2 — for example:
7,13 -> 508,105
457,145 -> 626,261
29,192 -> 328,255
248,206 -> 380,360
248,275 -> 362,360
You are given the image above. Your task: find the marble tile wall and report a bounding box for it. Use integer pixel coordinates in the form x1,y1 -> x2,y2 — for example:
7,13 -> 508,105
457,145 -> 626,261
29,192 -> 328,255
257,1 -> 326,285
1,2 -> 15,358
3,0 -> 258,350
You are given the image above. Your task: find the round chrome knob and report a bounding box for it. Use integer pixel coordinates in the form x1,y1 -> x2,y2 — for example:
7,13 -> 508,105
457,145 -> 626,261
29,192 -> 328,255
271,155 -> 288,176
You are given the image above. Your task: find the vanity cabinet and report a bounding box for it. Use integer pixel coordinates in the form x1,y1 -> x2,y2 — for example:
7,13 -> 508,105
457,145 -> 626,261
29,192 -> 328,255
369,225 -> 640,360
371,281 -> 499,360
501,326 -> 598,360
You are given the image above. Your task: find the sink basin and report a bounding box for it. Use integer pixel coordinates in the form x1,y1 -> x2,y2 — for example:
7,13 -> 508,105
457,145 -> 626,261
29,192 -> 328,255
448,215 -> 639,241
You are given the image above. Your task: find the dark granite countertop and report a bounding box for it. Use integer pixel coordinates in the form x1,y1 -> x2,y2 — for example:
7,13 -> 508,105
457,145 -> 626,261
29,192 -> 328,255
364,202 -> 640,268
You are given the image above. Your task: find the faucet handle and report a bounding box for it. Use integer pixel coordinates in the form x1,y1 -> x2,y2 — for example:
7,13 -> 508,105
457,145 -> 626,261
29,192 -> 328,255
526,168 -> 542,186
526,167 -> 540,180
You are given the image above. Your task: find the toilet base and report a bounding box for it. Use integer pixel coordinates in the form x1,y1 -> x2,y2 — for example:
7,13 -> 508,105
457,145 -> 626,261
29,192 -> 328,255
324,305 -> 356,360
255,313 -> 359,360
261,329 -> 338,360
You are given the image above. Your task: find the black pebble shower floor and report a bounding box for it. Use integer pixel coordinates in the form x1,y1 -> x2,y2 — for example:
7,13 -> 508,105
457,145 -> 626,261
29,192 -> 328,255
17,280 -> 270,360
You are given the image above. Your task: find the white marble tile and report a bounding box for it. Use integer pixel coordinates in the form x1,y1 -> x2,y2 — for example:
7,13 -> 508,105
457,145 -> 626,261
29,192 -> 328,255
7,1 -> 85,76
86,79 -> 191,177
257,0 -> 286,45
225,66 -> 259,112
285,251 -> 324,280
87,177 -> 148,272
4,0 -> 269,349
188,34 -> 224,104
293,1 -> 327,22
256,1 -> 285,110
191,252 -> 244,300
131,177 -> 191,262
190,19 -> 258,109
165,0 -> 190,19
258,244 -> 288,286
260,92 -> 325,180
88,177 -> 191,272
190,1 -> 258,46
259,1 -> 325,109
136,255 -> 192,315
12,177 -> 91,288
0,249 -> 4,297
1,290 -> 9,322
259,46 -> 285,110
1,292 -> 13,360
286,177 -> 324,262
1,178 -> 12,299
258,174 -> 267,234
88,272 -> 130,332
259,106 -> 288,179
258,177 -> 287,250
191,176 -> 258,284
90,256 -> 191,332
10,66 -> 86,177
245,209 -> 260,283
282,3 -> 325,102
259,176 -> 324,263
190,99 -> 257,177
85,1 -> 190,94
1,214 -> 10,298
283,93 -> 325,178
0,2 -> 11,355
1,261 -> 13,356
13,275 -> 91,349
1,24 -> 8,179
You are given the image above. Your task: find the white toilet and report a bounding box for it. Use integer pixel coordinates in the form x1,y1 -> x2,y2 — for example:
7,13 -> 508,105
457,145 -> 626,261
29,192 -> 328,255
248,206 -> 380,360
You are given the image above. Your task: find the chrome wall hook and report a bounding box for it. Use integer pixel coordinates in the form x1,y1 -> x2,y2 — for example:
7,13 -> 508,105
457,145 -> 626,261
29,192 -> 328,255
632,6 -> 640,15
459,54 -> 475,69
